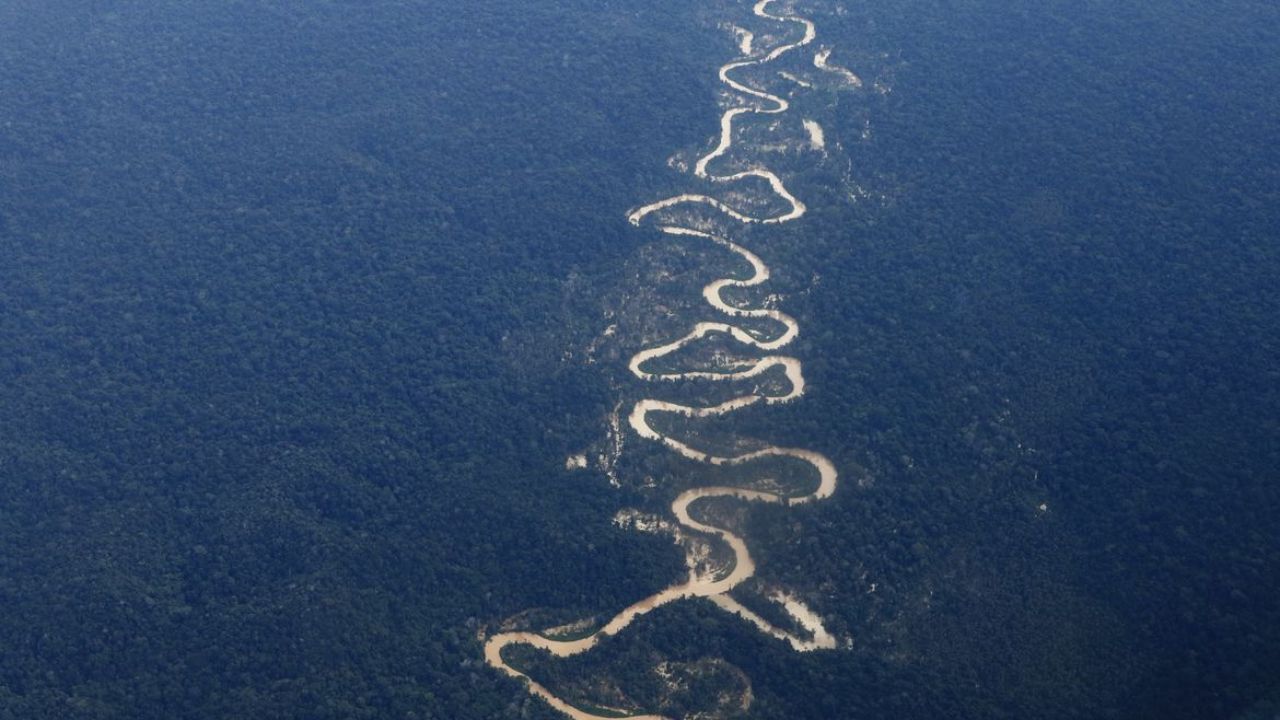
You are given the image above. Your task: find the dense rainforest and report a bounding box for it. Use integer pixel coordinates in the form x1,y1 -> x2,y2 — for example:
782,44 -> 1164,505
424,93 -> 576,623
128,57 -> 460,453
0,1 -> 1276,719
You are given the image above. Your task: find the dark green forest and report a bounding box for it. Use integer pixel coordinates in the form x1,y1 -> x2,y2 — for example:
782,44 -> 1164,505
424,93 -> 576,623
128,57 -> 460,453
0,0 -> 1276,719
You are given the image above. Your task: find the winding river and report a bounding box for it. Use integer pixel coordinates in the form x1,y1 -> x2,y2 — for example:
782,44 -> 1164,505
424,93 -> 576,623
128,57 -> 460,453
484,2 -> 843,717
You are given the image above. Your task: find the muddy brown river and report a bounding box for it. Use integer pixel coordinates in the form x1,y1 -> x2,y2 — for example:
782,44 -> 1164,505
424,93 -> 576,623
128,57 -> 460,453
483,3 -> 844,717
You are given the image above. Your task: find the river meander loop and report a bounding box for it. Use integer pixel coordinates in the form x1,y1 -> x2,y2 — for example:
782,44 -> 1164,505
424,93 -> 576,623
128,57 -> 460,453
483,3 -> 842,717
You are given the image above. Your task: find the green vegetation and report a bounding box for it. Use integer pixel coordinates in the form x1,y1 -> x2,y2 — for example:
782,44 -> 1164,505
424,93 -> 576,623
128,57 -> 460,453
0,0 -> 1276,719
